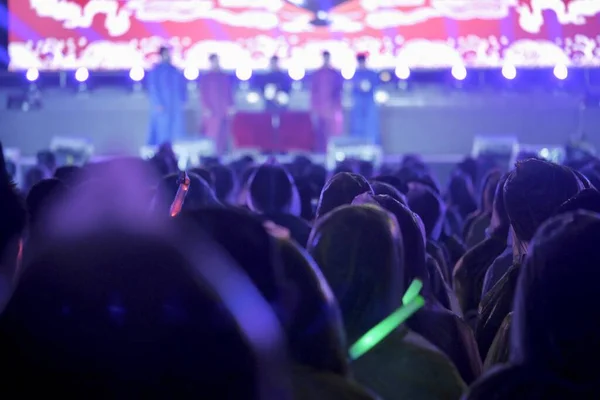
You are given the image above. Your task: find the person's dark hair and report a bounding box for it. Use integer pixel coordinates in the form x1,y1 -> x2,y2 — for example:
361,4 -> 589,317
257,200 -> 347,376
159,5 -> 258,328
26,179 -> 68,230
479,169 -> 502,212
155,172 -> 219,213
306,164 -> 327,194
24,167 -> 46,193
36,150 -> 56,171
580,166 -> 600,189
488,173 -> 511,239
400,154 -> 428,173
406,183 -> 444,240
370,181 -> 406,204
511,211 -> 600,386
0,227 -> 290,397
322,50 -> 331,58
248,164 -> 294,214
291,176 -> 315,221
399,168 -> 440,194
372,175 -> 409,194
504,159 -> 580,242
572,169 -> 592,189
210,165 -> 236,203
356,53 -> 367,63
0,143 -> 26,265
447,171 -> 478,219
315,172 -> 373,219
357,160 -> 374,179
53,165 -> 82,186
189,167 -> 214,189
209,53 -> 218,62
185,208 -> 283,305
457,157 -> 478,188
277,239 -> 348,375
308,205 -> 404,344
368,195 -> 429,292
270,55 -> 279,62
555,189 -> 600,216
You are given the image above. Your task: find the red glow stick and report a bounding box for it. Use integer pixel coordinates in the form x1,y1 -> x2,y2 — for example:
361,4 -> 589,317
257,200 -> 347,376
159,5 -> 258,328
170,171 -> 191,217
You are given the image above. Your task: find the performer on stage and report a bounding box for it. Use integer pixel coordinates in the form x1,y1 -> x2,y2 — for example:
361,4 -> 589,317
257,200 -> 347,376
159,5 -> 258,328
147,46 -> 187,146
259,55 -> 292,151
310,51 -> 343,153
349,53 -> 380,144
262,56 -> 292,113
200,54 -> 235,154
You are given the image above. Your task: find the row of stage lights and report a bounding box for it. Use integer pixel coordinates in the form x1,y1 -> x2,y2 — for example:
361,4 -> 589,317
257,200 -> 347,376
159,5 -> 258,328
24,63 -> 572,84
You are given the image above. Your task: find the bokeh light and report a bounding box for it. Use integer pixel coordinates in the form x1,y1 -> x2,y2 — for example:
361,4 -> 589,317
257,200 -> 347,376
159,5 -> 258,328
129,66 -> 145,82
26,68 -> 39,82
451,65 -> 467,81
553,64 -> 568,80
288,66 -> 306,81
502,64 -> 517,80
235,66 -> 253,81
75,67 -> 89,82
395,65 -> 411,80
184,67 -> 200,81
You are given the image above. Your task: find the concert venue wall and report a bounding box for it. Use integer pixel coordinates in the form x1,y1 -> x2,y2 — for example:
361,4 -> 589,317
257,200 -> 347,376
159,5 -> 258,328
7,0 -> 600,71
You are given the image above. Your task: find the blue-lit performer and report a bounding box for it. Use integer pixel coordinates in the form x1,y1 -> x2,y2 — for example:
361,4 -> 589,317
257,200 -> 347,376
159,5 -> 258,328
147,46 -> 187,146
349,53 -> 380,144
259,55 -> 291,150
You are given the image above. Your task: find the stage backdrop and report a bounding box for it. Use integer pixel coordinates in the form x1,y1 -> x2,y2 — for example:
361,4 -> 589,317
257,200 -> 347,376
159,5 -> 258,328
7,0 -> 600,70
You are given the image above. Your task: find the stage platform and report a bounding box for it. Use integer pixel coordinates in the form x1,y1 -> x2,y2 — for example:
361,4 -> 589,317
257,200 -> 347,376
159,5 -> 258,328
1,87 -> 599,157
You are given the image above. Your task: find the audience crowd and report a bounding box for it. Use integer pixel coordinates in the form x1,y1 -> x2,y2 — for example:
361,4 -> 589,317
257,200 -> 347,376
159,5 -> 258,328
1,140 -> 600,399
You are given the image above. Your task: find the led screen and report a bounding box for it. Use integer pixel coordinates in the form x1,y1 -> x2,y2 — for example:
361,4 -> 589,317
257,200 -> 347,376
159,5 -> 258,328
7,0 -> 600,70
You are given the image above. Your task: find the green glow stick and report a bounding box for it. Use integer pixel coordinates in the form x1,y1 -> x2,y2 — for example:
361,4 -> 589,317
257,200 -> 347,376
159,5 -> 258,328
349,279 -> 425,361
402,279 -> 423,305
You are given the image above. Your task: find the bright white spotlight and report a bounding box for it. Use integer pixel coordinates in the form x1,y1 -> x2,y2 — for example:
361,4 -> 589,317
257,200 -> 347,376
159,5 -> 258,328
129,66 -> 145,82
26,68 -> 39,82
288,0 -> 304,5
75,67 -> 89,82
341,65 -> 356,80
553,64 -> 568,80
374,90 -> 390,104
236,66 -> 253,81
395,64 -> 410,80
502,64 -> 517,80
288,66 -> 305,81
451,65 -> 467,81
184,67 -> 199,81
246,91 -> 260,104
